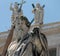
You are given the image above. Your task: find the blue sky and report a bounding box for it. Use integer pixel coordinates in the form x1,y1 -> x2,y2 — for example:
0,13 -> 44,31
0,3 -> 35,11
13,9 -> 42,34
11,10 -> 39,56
0,0 -> 60,32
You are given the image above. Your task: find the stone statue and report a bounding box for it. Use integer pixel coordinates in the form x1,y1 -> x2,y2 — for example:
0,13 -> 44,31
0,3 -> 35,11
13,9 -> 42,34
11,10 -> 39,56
10,2 -> 23,26
7,16 -> 31,56
32,3 -> 44,29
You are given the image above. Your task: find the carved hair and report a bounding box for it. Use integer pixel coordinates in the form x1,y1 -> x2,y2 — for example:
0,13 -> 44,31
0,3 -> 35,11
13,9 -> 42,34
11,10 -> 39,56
19,16 -> 30,28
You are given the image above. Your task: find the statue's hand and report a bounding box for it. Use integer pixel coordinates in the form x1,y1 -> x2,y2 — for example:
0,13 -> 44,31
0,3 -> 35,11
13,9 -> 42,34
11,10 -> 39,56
32,8 -> 36,13
34,8 -> 36,11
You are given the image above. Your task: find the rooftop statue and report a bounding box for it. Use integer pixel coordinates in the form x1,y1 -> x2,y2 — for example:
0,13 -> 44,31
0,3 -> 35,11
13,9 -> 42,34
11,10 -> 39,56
32,3 -> 45,25
10,2 -> 21,26
10,0 -> 26,26
32,3 -> 45,32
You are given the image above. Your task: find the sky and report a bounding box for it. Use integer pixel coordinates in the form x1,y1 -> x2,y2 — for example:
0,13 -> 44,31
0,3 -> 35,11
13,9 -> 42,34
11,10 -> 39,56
0,0 -> 60,32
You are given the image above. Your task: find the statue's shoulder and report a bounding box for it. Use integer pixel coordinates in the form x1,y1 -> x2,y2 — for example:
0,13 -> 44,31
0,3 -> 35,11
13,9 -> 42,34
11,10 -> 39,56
8,40 -> 18,51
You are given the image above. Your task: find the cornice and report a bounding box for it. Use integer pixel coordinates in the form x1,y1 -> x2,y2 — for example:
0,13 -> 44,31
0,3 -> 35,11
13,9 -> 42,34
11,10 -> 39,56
0,22 -> 60,36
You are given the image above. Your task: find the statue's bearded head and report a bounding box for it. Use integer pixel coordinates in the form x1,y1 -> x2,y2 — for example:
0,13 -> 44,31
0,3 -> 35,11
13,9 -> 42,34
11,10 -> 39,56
15,16 -> 30,30
14,16 -> 30,40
